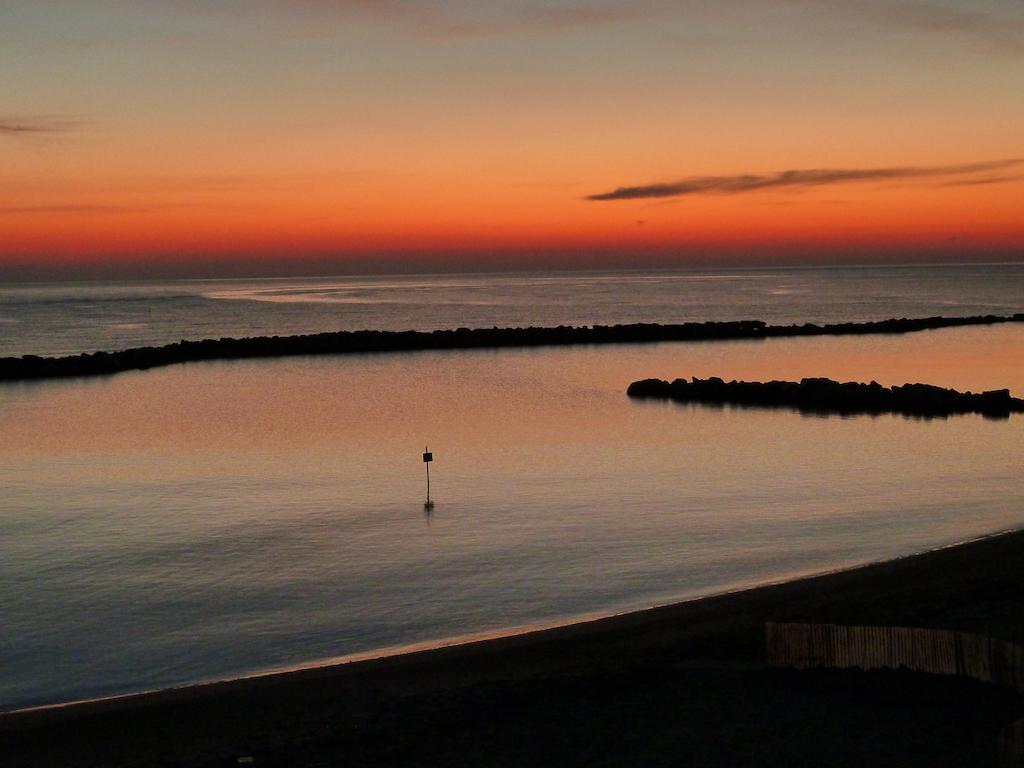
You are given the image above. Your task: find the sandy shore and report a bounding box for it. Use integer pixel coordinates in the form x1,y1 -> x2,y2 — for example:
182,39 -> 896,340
4,529 -> 1024,766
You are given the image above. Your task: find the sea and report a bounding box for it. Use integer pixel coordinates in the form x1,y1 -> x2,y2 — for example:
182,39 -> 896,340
1,263 -> 1023,709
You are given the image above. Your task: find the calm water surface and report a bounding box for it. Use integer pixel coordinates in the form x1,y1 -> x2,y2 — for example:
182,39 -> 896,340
1,263 -> 1022,357
2,322 -> 1023,708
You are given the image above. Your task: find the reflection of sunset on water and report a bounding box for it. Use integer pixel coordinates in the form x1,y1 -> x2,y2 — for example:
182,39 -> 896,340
3,323 -> 1023,455
3,323 -> 1023,706
3,4 -> 1024,758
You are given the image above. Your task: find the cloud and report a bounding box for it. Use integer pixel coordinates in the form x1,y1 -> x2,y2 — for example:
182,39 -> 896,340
586,159 -> 1024,201
271,0 -> 1024,49
148,0 -> 1024,49
420,7 -> 652,38
448,0 -> 1024,50
0,201 -> 270,216
158,0 -> 663,39
0,205 -> 137,215
815,0 -> 1024,56
937,174 -> 1024,187
0,115 -> 81,136
508,4 -> 653,32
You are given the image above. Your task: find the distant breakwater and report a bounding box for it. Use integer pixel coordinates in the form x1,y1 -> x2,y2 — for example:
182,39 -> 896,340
1,313 -> 1022,383
626,376 -> 1024,419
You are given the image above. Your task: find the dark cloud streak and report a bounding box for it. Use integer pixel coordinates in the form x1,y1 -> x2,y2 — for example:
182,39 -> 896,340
0,115 -> 81,136
164,0 -> 662,39
0,205 -> 136,215
936,174 -> 1024,187
153,0 -> 1024,49
806,0 -> 1024,56
587,160 -> 1024,201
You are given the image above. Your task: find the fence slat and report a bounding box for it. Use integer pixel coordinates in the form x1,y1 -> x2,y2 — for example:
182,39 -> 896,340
765,622 -> 1024,695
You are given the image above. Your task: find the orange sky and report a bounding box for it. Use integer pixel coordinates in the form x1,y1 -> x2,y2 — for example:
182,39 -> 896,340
2,1 -> 1023,276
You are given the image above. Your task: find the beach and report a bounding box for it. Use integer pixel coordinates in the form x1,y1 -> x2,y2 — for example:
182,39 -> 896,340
6,319 -> 1023,710
6,0 -> 1024,760
4,528 -> 1023,767
3,272 -> 1023,763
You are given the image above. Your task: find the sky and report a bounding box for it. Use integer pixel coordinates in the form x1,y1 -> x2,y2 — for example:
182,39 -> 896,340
2,0 -> 1023,277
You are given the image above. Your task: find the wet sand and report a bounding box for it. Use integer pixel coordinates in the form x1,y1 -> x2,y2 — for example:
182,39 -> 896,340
4,529 -> 1024,767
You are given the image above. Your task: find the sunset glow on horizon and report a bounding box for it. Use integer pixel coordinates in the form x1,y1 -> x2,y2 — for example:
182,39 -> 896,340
3,1 -> 1023,277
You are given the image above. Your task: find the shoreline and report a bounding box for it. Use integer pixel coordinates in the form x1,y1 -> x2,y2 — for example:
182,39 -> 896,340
5,526 -> 1023,718
6,526 -> 1019,718
2,313 -> 1022,382
5,525 -> 1024,764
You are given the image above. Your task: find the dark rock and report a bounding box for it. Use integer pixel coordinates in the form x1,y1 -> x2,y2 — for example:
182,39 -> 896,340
2,313 -> 1023,383
626,376 -> 1024,420
626,379 -> 673,398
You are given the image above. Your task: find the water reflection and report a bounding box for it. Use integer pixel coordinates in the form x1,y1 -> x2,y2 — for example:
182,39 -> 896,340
1,324 -> 1023,707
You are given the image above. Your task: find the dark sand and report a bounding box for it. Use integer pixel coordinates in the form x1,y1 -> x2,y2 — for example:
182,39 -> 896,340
4,530 -> 1024,767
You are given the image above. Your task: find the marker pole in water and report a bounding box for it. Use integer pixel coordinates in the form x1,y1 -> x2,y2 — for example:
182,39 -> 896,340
423,447 -> 434,509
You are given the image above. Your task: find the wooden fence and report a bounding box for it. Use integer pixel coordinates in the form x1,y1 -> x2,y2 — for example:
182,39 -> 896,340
766,622 -> 1024,767
1000,718 -> 1024,767
766,622 -> 1024,692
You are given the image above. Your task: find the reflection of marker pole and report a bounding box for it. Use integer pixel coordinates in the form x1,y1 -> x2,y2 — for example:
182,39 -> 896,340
423,446 -> 434,509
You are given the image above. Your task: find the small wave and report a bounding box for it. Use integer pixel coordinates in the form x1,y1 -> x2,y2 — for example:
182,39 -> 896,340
0,295 -> 189,307
204,288 -> 402,305
202,273 -> 768,305
202,283 -> 501,306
